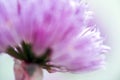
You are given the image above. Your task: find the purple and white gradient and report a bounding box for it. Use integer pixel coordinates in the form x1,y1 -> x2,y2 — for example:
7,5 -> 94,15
0,0 -> 110,74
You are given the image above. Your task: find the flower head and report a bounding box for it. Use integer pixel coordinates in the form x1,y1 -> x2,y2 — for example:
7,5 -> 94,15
0,0 -> 110,73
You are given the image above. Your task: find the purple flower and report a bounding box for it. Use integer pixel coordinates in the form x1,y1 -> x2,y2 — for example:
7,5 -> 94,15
0,0 -> 110,73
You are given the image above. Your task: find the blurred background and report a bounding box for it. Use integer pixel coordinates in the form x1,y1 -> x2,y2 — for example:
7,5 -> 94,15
0,0 -> 120,80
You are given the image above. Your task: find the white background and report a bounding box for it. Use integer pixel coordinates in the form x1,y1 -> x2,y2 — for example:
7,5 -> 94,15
0,0 -> 120,80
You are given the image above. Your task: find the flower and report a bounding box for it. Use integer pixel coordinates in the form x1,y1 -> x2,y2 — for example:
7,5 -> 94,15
0,0 -> 110,73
